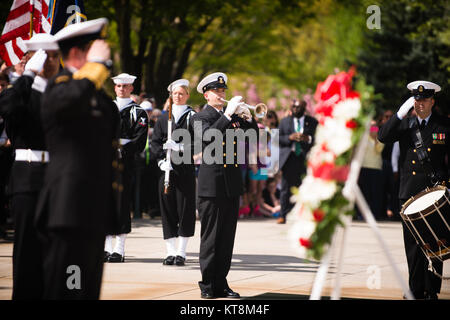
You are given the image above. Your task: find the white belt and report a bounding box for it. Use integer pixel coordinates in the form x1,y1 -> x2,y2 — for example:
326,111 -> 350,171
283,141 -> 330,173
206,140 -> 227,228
15,149 -> 49,163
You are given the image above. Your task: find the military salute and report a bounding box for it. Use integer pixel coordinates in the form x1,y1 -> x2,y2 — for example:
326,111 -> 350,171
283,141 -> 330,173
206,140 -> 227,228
151,79 -> 196,266
36,18 -> 121,299
0,34 -> 60,299
104,73 -> 148,263
191,72 -> 258,299
378,80 -> 449,300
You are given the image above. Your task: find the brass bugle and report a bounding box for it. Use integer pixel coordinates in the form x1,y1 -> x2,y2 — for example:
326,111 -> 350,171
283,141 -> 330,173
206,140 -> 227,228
220,98 -> 267,118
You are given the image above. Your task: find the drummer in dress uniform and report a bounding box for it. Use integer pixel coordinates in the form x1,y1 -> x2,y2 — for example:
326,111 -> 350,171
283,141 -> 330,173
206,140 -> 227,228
104,73 -> 148,263
0,34 -> 60,299
37,18 -> 121,299
150,79 -> 196,266
378,80 -> 449,299
191,72 -> 259,299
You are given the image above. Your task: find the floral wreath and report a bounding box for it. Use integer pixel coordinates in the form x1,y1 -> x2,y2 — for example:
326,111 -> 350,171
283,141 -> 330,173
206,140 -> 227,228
289,67 -> 371,260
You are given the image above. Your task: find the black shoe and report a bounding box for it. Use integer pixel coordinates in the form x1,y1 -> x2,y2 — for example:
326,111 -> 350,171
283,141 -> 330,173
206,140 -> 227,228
104,251 -> 111,262
425,292 -> 438,300
163,256 -> 175,265
201,291 -> 216,299
175,255 -> 185,266
108,252 -> 124,263
219,288 -> 240,298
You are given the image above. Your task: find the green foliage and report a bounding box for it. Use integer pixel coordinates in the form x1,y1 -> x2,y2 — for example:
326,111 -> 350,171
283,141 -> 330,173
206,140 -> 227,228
359,0 -> 450,115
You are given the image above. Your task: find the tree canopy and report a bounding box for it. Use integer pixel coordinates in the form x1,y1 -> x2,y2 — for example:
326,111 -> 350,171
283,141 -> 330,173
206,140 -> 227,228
0,0 -> 448,115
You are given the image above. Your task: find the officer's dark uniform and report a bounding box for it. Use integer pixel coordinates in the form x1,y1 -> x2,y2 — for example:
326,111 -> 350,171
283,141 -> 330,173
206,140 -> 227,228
151,107 -> 196,241
192,97 -> 258,297
116,101 -> 148,234
36,19 -> 121,299
378,85 -> 449,299
0,73 -> 48,299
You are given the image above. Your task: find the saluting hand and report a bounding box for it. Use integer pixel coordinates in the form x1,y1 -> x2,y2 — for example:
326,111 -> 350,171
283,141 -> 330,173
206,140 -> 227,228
87,40 -> 110,63
25,49 -> 47,75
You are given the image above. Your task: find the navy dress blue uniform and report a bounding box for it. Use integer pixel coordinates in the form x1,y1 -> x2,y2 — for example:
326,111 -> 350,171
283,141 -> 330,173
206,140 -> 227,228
116,101 -> 148,234
36,18 -> 121,299
0,72 -> 49,299
192,102 -> 258,297
378,81 -> 449,299
151,107 -> 196,241
278,113 -> 318,222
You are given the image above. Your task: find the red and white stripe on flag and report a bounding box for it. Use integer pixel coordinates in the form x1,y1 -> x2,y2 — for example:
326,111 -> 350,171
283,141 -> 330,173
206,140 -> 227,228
0,0 -> 52,66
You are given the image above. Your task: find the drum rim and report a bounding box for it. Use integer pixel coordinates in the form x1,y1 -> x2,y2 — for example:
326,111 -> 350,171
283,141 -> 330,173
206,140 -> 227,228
425,246 -> 450,261
400,185 -> 448,221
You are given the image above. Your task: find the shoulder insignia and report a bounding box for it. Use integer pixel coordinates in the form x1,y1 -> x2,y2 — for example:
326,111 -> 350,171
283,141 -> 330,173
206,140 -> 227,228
55,75 -> 70,84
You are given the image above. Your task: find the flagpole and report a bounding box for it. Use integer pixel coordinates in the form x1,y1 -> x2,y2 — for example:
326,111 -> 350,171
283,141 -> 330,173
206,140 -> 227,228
29,0 -> 35,38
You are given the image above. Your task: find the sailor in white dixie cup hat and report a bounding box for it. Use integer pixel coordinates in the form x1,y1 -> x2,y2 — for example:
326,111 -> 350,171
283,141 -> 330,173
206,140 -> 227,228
150,78 -> 196,266
378,80 -> 449,299
104,72 -> 148,263
0,31 -> 61,300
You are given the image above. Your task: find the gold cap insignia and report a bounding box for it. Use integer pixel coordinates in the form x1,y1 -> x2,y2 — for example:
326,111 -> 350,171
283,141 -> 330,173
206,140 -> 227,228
218,76 -> 224,84
418,85 -> 424,92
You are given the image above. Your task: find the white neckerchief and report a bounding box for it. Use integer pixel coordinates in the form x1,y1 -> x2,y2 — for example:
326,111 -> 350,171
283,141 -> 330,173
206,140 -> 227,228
32,75 -> 48,93
115,97 -> 134,111
172,104 -> 189,123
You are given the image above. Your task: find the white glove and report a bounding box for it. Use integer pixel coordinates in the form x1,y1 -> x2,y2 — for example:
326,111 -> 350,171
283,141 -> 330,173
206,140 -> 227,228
25,49 -> 47,74
224,96 -> 244,117
163,139 -> 183,152
238,106 -> 252,121
397,96 -> 415,119
158,159 -> 173,172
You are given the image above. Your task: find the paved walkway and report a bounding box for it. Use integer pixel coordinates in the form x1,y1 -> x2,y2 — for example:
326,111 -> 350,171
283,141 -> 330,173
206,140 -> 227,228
0,216 -> 449,300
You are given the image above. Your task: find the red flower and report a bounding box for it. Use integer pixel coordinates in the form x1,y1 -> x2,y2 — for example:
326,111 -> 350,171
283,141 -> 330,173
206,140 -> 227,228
313,209 -> 325,222
345,119 -> 358,129
314,67 -> 360,115
299,238 -> 312,248
311,162 -> 350,182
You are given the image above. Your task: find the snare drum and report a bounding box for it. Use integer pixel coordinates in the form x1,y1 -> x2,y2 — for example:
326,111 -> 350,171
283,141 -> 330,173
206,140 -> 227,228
400,185 -> 450,261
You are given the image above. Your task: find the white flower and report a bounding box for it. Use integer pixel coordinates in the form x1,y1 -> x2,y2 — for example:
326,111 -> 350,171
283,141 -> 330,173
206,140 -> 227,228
295,175 -> 337,208
332,98 -> 361,122
288,219 -> 317,258
307,144 -> 336,165
316,118 -> 353,156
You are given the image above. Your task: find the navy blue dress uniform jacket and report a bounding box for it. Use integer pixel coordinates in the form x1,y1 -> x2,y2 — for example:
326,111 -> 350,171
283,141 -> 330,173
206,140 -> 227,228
191,105 -> 259,198
115,101 -> 148,234
150,107 -> 196,172
37,69 -> 122,235
378,113 -> 449,201
0,74 -> 47,194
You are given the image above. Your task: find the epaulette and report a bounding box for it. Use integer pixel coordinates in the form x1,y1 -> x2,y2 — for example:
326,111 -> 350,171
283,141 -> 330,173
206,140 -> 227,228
55,75 -> 71,84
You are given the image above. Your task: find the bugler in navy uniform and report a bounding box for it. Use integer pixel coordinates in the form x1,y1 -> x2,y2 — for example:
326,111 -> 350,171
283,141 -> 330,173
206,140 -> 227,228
104,73 -> 148,263
378,80 -> 449,300
191,72 -> 258,299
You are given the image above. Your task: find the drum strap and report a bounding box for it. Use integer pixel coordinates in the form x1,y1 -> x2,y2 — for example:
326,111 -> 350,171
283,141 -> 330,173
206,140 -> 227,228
408,118 -> 438,185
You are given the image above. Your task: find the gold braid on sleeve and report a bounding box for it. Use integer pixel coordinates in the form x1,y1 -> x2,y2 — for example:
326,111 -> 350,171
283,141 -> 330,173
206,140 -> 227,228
73,62 -> 109,90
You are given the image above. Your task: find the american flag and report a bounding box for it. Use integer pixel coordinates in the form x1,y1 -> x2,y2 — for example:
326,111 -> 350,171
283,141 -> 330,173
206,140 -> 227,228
0,0 -> 52,67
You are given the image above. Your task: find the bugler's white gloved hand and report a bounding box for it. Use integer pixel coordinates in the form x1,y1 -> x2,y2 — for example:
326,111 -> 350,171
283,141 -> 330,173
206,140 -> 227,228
159,159 -> 173,172
25,49 -> 47,74
163,139 -> 183,152
238,107 -> 252,121
397,96 -> 415,119
224,96 -> 244,118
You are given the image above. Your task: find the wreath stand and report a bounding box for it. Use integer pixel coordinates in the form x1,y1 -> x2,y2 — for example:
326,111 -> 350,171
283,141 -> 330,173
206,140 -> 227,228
308,121 -> 415,300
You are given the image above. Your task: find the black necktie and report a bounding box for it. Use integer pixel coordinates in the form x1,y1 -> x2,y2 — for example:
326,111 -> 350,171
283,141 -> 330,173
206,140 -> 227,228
419,120 -> 426,130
